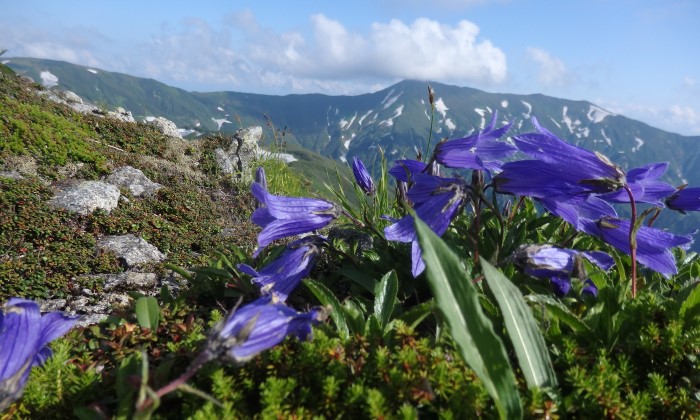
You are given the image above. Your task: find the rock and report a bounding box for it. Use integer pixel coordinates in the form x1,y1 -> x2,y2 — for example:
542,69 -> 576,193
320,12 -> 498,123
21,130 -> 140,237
108,107 -> 136,123
145,116 -> 182,139
215,126 -> 263,182
97,234 -> 166,268
57,90 -> 83,104
49,180 -> 121,215
105,166 -> 163,197
102,272 -> 159,292
0,170 -> 24,180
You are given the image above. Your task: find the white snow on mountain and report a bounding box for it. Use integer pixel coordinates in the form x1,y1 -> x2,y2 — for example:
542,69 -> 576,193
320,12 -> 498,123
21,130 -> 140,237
211,117 -> 231,130
521,100 -> 532,118
445,118 -> 456,131
381,89 -> 402,109
358,109 -> 373,125
600,128 -> 613,146
379,105 -> 404,127
587,105 -> 614,123
501,99 -> 508,108
633,137 -> 644,152
434,98 -> 448,119
86,68 -> 98,74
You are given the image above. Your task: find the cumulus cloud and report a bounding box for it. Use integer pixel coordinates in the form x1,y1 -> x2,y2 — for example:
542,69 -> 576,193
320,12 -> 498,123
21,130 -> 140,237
526,47 -> 571,88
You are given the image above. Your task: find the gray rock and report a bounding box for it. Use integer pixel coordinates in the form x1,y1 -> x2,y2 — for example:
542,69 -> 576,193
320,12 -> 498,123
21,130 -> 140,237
215,126 -> 263,182
49,180 -> 121,215
97,234 -> 166,267
145,116 -> 182,138
108,107 -> 136,123
102,272 -> 159,292
105,166 -> 163,197
0,170 -> 24,180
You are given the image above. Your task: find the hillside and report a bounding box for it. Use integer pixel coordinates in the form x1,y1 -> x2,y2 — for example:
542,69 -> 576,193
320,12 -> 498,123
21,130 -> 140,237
7,56 -> 700,248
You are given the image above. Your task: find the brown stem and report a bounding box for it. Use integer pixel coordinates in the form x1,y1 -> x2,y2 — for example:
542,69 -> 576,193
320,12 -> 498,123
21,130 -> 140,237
623,185 -> 638,298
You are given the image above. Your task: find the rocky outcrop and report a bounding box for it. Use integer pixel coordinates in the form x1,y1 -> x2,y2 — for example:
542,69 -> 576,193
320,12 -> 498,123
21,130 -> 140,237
97,234 -> 166,268
105,166 -> 163,197
145,116 -> 182,139
49,180 -> 121,215
215,126 -> 263,182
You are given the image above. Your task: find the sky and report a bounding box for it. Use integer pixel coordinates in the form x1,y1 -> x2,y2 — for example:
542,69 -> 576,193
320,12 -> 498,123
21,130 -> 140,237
2,0 -> 699,136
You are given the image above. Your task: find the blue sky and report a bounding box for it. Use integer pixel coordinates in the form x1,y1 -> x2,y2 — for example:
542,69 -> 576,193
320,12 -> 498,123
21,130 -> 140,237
2,0 -> 699,135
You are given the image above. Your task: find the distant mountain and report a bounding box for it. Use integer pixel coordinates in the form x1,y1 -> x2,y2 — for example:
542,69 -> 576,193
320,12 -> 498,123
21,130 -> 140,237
7,57 -> 700,247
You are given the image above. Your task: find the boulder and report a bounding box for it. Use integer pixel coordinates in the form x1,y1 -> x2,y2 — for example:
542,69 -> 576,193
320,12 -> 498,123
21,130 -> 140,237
145,116 -> 182,139
105,166 -> 163,197
215,126 -> 263,182
49,180 -> 120,215
97,234 -> 166,268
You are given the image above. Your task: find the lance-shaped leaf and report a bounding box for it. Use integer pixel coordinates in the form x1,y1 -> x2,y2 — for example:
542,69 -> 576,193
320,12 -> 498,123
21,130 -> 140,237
414,216 -> 522,419
480,258 -> 558,389
373,270 -> 398,331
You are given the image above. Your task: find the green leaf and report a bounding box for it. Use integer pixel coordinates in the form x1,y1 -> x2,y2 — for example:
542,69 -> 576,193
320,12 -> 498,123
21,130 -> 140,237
304,279 -> 349,339
374,270 -> 398,330
414,215 -> 522,419
135,296 -> 160,330
525,294 -> 593,336
679,281 -> 700,326
481,258 -> 558,389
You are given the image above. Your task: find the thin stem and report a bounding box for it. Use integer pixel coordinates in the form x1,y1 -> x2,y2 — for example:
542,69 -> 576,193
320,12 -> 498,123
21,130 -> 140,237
136,350 -> 213,413
624,185 -> 638,298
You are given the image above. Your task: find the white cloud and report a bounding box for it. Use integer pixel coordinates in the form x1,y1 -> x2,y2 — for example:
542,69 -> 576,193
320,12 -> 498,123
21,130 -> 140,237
683,76 -> 697,88
526,47 -> 570,88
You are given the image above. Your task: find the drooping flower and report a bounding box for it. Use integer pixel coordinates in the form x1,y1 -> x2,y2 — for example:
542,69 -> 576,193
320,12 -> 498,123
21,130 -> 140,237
433,112 -> 515,173
0,298 -> 78,411
579,217 -> 693,277
385,175 -> 468,276
599,162 -> 675,206
510,117 -> 626,193
510,244 -> 614,295
206,297 -> 326,364
251,182 -> 340,256
388,159 -> 428,183
351,157 -> 375,195
238,236 -> 324,302
581,279 -> 598,298
666,186 -> 700,214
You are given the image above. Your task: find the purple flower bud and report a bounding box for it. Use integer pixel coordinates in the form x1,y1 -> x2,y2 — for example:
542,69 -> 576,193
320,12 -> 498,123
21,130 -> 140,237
207,297 -> 326,364
238,237 -> 324,301
351,157 -> 375,195
581,279 -> 598,298
0,298 -> 78,411
666,186 -> 700,214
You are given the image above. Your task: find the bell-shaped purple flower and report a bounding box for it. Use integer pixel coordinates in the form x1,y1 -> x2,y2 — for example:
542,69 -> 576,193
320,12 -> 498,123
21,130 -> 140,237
351,157 -> 375,195
666,186 -> 700,214
511,245 -> 613,297
511,118 -> 626,193
433,112 -> 515,173
385,175 -> 467,276
0,298 -> 78,411
388,159 -> 428,183
251,182 -> 340,256
599,162 -> 675,206
207,297 -> 326,363
579,217 -> 693,277
581,279 -> 598,298
238,237 -> 324,302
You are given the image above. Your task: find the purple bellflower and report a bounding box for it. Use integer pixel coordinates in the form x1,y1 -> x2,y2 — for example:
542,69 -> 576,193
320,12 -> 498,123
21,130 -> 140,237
351,157 -> 375,195
251,182 -> 340,256
385,175 -> 468,276
510,117 -> 626,194
388,159 -> 428,183
599,162 -> 675,206
666,186 -> 700,214
0,298 -> 78,411
511,244 -> 614,296
579,217 -> 693,277
238,236 -> 324,302
433,112 -> 515,173
206,296 -> 326,364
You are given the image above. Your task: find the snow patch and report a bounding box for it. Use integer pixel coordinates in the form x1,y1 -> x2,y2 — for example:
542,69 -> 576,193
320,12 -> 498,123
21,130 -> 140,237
633,137 -> 644,152
379,105 -> 404,127
600,128 -> 612,146
358,110 -> 373,125
445,118 -> 456,131
217,106 -> 224,112
211,117 -> 231,131
587,105 -> 614,123
381,90 -> 402,109
86,68 -> 98,74
40,70 -> 58,88
474,108 -> 486,117
434,98 -> 448,119
521,100 -> 532,118
501,100 -> 508,108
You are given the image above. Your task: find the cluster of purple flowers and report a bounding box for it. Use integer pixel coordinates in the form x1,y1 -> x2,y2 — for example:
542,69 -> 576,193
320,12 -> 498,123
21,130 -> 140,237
378,112 -> 697,295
